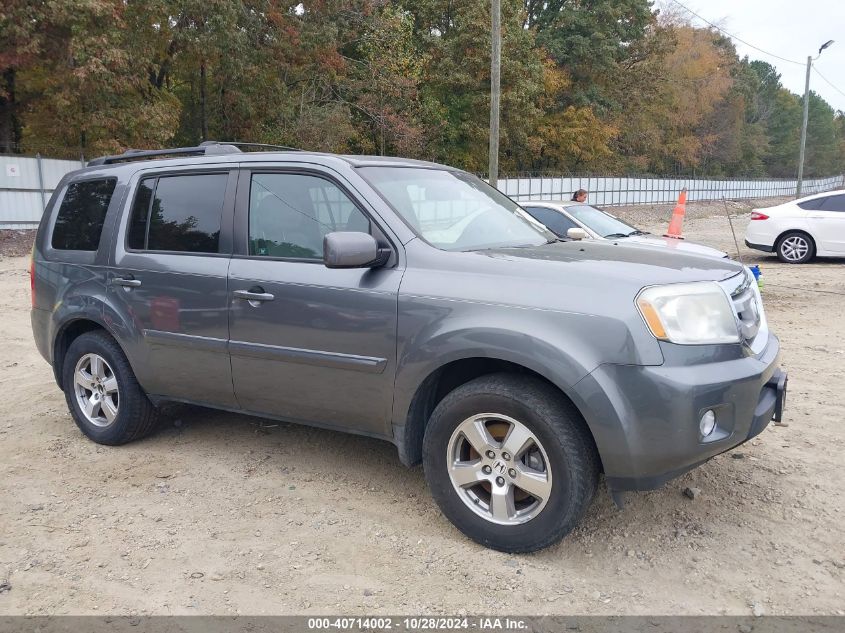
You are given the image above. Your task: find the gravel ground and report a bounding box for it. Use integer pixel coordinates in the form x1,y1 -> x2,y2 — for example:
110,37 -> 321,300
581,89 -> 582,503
0,201 -> 843,616
0,230 -> 35,258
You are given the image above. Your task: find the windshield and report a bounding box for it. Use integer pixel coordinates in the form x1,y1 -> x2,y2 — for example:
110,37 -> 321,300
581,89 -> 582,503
565,204 -> 641,238
359,167 -> 554,251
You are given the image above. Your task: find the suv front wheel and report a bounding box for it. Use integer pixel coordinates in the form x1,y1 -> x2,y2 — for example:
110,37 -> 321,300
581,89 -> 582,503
423,373 -> 599,553
62,331 -> 160,445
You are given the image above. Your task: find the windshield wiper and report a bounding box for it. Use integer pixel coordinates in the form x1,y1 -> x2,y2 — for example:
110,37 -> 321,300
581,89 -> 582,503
627,230 -> 648,236
604,233 -> 628,239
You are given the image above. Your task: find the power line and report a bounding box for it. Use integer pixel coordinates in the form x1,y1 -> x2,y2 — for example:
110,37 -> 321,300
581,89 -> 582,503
811,66 -> 845,100
667,0 -> 804,67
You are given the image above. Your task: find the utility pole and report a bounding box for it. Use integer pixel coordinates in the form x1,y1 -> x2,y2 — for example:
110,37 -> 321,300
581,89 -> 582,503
796,39 -> 834,198
488,0 -> 501,188
796,56 -> 812,198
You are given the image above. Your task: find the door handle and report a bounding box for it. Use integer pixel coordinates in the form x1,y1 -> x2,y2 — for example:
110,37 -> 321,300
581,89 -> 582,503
112,277 -> 141,288
233,289 -> 275,302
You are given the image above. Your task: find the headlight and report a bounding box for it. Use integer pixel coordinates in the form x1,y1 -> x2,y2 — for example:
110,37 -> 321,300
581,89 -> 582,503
636,282 -> 739,345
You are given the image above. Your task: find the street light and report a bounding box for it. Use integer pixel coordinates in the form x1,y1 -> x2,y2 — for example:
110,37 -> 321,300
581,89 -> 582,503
797,39 -> 835,197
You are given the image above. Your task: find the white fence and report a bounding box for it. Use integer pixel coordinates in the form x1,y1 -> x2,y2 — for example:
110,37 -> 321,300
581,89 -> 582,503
0,154 -> 85,228
497,174 -> 845,206
1,152 -> 844,228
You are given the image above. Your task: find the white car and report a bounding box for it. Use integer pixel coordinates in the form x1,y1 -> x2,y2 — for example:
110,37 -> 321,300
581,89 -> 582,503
745,190 -> 845,263
521,201 -> 728,259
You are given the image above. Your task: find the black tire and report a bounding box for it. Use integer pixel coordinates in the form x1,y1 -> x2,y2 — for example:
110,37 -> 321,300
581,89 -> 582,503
62,331 -> 160,445
423,373 -> 600,553
776,231 -> 815,264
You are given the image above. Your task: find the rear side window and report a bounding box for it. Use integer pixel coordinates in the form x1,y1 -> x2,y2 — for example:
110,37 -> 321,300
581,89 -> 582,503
127,174 -> 227,253
51,178 -> 117,251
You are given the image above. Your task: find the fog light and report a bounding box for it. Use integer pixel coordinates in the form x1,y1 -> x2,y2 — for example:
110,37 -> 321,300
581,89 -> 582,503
700,410 -> 716,437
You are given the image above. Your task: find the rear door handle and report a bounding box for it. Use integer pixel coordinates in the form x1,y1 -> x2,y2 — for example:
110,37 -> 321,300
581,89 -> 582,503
112,277 -> 141,288
233,289 -> 275,302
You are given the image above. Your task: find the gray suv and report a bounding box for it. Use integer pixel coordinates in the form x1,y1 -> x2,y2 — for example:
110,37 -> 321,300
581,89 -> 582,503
30,142 -> 787,552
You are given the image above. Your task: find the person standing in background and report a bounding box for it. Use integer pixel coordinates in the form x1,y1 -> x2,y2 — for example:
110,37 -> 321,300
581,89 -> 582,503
571,189 -> 588,203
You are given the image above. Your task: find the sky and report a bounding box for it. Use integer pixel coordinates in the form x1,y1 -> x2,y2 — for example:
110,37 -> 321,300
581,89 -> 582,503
658,0 -> 845,112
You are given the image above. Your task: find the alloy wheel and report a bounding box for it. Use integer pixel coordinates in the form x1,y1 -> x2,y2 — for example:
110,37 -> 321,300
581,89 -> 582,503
780,235 -> 809,262
446,413 -> 553,525
73,353 -> 120,427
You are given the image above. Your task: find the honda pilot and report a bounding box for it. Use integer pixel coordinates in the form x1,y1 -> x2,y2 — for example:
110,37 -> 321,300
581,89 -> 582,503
30,142 -> 787,552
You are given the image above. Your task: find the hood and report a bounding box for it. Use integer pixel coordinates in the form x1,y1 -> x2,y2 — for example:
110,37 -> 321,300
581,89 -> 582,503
617,235 -> 729,259
401,238 -> 746,363
476,239 -> 742,287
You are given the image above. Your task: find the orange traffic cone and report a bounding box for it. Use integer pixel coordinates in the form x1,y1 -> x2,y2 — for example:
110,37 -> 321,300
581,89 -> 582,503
664,188 -> 687,239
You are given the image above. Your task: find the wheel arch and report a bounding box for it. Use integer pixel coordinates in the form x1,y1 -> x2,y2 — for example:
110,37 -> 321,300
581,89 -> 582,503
393,355 -> 602,472
52,317 -> 129,390
775,228 -> 816,249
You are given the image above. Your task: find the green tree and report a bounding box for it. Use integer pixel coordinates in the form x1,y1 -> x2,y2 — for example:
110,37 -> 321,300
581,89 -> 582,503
526,0 -> 657,112
803,92 -> 840,177
402,0 -> 544,171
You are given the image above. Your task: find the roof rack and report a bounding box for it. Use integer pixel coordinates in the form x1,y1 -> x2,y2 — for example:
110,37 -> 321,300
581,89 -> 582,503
86,140 -> 301,167
202,140 -> 302,152
87,142 -> 242,166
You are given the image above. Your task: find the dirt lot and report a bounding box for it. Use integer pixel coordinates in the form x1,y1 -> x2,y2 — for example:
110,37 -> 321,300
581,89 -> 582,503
0,201 -> 843,616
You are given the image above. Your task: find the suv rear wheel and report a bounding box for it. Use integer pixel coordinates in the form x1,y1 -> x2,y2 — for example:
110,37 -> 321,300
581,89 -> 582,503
423,373 -> 599,553
62,331 -> 160,445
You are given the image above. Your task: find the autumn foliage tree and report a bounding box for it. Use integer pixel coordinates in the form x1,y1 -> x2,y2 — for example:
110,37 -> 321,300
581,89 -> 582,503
1,0 -> 843,177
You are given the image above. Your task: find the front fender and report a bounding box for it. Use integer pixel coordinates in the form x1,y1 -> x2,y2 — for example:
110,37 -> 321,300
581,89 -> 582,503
391,295 -> 657,465
393,324 -> 597,418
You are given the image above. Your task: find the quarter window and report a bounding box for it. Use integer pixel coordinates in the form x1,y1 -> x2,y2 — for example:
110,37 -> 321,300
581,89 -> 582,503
248,173 -> 371,259
51,178 -> 117,251
127,174 -> 227,253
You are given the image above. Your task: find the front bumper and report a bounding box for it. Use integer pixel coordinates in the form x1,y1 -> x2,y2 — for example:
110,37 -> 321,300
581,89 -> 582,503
571,333 -> 786,492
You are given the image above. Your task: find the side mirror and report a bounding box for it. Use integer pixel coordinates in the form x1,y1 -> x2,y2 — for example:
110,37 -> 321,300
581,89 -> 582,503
566,227 -> 588,241
323,232 -> 389,269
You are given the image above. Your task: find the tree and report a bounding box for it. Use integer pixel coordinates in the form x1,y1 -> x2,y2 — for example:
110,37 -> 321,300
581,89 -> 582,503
337,3 -> 428,156
763,89 -> 802,177
0,0 -> 40,152
2,0 -> 843,178
397,0 -> 544,171
9,0 -> 180,157
607,25 -> 734,173
803,92 -> 840,178
533,106 -> 617,171
527,0 -> 657,112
